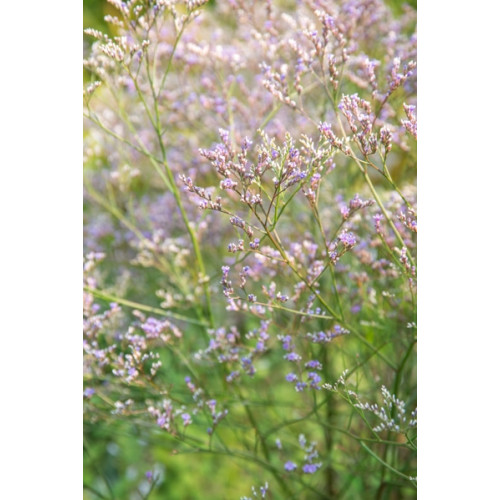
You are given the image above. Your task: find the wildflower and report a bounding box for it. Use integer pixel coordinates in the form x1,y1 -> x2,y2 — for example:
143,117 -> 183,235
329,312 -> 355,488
339,232 -> 356,247
284,352 -> 301,362
307,372 -> 322,389
295,382 -> 307,392
302,463 -> 321,474
83,388 -> 95,398
181,413 -> 192,426
304,360 -> 322,370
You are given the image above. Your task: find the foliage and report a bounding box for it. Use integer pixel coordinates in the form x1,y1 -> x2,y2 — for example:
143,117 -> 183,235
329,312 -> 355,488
83,1 -> 417,498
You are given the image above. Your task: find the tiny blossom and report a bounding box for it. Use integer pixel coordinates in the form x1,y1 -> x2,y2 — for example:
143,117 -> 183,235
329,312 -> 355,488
285,372 -> 298,382
295,382 -> 307,392
373,213 -> 383,233
280,335 -> 294,351
249,238 -> 260,249
228,240 -> 245,253
302,463 -> 321,474
298,434 -> 307,448
220,178 -> 238,190
284,461 -> 297,471
380,127 -> 392,154
226,370 -> 240,383
181,413 -> 192,426
219,128 -> 229,144
307,326 -> 350,343
307,372 -> 322,389
339,232 -> 357,247
304,360 -> 322,370
241,356 -> 256,376
83,387 -> 95,398
260,483 -> 269,497
284,352 -> 301,362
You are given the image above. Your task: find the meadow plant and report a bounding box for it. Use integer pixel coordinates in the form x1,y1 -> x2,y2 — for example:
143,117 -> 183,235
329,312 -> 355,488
84,0 -> 417,497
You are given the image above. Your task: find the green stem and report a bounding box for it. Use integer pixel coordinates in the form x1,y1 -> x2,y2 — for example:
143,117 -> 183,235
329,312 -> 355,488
84,286 -> 208,326
359,442 -> 416,485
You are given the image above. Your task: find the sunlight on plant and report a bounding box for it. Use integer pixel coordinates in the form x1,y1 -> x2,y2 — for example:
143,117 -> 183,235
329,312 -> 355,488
83,1 -> 417,498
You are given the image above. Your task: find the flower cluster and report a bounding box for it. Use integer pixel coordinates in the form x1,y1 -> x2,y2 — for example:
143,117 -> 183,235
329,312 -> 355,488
84,0 -> 417,497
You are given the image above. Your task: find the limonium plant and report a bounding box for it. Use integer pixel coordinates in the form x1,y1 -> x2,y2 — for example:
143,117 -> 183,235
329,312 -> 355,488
83,0 -> 416,498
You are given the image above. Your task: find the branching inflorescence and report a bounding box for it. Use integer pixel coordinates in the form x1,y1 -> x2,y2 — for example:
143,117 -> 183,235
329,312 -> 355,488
84,0 -> 416,497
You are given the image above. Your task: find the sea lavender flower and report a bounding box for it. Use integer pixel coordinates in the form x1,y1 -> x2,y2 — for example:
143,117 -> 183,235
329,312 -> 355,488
295,382 -> 307,392
402,103 -> 417,139
307,372 -> 322,389
304,360 -> 322,370
302,463 -> 321,474
181,413 -> 192,427
83,387 -> 95,398
339,232 -> 357,247
84,0 -> 417,495
284,352 -> 302,362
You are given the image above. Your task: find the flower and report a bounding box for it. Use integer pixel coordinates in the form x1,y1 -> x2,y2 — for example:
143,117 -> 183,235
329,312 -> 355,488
303,463 -> 321,474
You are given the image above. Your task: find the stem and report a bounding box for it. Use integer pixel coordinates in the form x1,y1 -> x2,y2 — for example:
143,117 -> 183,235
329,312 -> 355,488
84,286 -> 208,326
359,442 -> 416,485
362,167 -> 416,269
124,40 -> 215,328
322,348 -> 337,497
254,211 -> 397,370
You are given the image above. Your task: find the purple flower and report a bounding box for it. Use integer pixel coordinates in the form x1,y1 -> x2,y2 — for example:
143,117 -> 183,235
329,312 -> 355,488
206,399 -> 217,415
307,372 -> 322,389
303,463 -> 321,474
145,471 -> 153,481
241,357 -> 256,376
83,388 -> 95,398
284,352 -> 301,362
181,413 -> 192,426
226,370 -> 240,382
284,461 -> 297,472
220,178 -> 237,190
339,232 -> 356,247
260,483 -> 269,496
285,372 -> 298,382
295,382 -> 308,392
249,238 -> 260,249
281,335 -> 293,351
373,213 -> 383,231
218,128 -> 229,143
319,121 -> 332,133
305,360 -> 322,370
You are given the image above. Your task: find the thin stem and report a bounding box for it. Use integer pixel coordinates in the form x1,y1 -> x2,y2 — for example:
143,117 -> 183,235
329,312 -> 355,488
359,442 -> 416,485
84,286 -> 209,326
